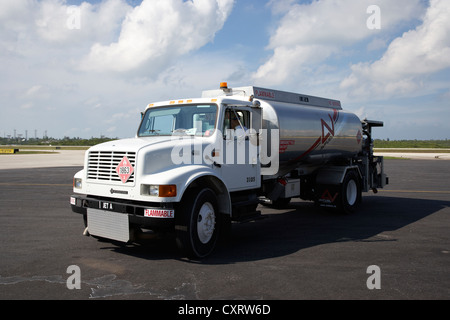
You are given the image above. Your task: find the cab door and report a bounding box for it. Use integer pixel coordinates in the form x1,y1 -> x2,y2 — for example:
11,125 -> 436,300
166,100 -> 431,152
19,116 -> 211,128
220,106 -> 261,191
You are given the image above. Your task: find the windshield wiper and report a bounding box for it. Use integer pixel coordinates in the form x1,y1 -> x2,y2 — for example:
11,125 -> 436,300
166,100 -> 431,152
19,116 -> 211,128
172,129 -> 189,136
144,129 -> 160,136
172,128 -> 200,136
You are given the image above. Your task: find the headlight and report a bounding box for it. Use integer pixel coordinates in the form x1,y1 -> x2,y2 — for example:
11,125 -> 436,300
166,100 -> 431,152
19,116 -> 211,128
149,185 -> 159,196
142,185 -> 177,197
73,178 -> 82,189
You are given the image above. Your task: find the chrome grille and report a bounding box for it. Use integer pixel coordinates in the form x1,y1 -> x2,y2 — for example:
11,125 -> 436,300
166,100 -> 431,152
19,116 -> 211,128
87,151 -> 136,183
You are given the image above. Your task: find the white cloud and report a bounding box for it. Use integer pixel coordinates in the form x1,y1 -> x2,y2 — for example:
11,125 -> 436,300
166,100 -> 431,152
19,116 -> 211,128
2,0 -> 446,140
20,102 -> 33,110
80,0 -> 234,73
253,44 -> 336,87
0,0 -> 237,139
341,0 -> 450,99
253,0 -> 424,87
0,0 -> 37,30
0,0 -> 130,49
25,85 -> 42,96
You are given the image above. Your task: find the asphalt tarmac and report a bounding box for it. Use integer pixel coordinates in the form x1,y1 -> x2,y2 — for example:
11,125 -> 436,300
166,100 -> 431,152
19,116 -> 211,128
0,160 -> 449,301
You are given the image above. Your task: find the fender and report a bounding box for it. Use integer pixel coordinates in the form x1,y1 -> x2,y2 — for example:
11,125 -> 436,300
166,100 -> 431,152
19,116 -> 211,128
140,165 -> 232,216
315,165 -> 362,186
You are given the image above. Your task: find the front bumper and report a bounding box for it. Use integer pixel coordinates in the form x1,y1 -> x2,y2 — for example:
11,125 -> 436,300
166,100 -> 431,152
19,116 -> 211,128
70,194 -> 175,230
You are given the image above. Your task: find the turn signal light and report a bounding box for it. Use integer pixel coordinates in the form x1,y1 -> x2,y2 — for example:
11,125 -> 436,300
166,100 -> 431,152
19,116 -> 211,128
159,185 -> 177,198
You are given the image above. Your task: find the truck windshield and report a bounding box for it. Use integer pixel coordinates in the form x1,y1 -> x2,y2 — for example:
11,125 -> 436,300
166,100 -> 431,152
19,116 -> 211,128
138,104 -> 217,137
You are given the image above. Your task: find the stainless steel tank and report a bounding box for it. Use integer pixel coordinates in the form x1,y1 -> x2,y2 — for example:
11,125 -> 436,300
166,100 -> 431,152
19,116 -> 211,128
259,99 -> 363,176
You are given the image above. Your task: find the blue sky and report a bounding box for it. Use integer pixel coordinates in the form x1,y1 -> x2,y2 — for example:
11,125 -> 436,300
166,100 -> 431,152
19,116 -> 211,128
1,0 -> 449,140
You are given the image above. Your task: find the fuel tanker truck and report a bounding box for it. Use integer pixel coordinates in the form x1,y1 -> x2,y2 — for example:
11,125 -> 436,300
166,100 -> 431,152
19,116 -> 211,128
70,83 -> 388,258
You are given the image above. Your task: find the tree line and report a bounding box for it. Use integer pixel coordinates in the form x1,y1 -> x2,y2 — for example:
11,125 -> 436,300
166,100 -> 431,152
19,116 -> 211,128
0,136 -> 117,146
2,136 -> 449,148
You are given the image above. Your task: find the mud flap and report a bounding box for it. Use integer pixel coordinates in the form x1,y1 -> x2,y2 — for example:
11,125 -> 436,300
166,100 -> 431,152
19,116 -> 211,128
315,184 -> 340,208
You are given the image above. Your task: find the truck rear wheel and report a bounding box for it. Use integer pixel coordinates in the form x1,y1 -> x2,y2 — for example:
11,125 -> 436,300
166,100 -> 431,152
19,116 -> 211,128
338,170 -> 361,214
175,188 -> 220,259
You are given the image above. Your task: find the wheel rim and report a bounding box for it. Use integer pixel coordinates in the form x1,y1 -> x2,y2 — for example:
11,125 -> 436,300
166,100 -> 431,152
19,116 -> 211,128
346,179 -> 358,206
197,202 -> 216,244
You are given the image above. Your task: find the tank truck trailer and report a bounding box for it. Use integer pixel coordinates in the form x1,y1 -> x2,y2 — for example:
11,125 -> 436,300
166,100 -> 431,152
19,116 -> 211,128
70,83 -> 388,258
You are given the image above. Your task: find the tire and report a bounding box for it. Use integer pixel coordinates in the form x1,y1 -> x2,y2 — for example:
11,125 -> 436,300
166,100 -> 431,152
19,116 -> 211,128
338,170 -> 362,214
175,188 -> 221,259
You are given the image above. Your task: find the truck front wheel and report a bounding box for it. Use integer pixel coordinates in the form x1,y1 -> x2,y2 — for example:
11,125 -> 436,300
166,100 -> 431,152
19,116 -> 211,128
175,188 -> 221,259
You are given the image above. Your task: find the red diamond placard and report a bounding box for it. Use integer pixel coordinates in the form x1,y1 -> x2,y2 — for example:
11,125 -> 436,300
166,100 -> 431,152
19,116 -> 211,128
356,130 -> 362,144
116,156 -> 134,183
